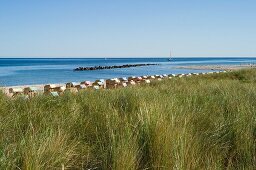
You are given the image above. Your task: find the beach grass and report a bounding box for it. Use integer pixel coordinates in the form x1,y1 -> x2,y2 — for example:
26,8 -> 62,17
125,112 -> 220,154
1,69 -> 256,169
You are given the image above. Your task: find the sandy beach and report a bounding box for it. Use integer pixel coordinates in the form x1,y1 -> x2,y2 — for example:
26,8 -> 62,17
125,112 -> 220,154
1,64 -> 255,95
0,84 -> 65,97
1,64 -> 255,97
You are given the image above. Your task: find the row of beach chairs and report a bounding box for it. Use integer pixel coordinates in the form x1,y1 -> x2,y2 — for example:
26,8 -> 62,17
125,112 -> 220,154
8,71 -> 226,98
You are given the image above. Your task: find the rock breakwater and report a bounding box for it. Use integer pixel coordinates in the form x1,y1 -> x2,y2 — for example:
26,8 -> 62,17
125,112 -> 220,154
74,63 -> 158,71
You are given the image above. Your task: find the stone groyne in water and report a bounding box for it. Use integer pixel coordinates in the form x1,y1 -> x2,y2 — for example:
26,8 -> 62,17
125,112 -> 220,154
74,63 -> 159,71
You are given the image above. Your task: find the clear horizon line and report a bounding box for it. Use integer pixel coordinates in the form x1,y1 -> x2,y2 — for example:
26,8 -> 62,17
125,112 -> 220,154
0,56 -> 256,58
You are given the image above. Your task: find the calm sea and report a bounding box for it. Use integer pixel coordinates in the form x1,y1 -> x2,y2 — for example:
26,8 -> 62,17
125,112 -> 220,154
0,57 -> 255,86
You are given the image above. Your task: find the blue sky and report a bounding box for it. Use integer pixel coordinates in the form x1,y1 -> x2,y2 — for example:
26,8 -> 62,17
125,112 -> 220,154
0,0 -> 255,57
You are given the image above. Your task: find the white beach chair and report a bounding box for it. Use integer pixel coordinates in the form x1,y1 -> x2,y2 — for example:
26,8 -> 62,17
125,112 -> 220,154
178,74 -> 184,78
168,74 -> 175,78
128,80 -> 136,86
50,91 -> 59,97
120,77 -> 128,83
144,79 -> 151,84
162,74 -> 168,78
122,82 -> 128,87
142,75 -> 148,79
93,85 -> 100,90
149,75 -> 155,79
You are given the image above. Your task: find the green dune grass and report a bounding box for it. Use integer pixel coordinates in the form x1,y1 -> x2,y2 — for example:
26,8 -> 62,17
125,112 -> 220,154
1,69 -> 256,169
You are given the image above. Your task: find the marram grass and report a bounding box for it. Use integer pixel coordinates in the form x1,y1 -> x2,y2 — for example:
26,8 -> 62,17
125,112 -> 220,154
1,69 -> 256,169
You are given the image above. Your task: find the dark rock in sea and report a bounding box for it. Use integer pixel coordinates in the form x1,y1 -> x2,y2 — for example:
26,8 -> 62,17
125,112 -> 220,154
73,63 -> 159,71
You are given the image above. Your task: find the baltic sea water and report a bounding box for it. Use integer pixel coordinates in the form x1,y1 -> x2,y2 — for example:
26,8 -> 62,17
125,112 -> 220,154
0,57 -> 255,86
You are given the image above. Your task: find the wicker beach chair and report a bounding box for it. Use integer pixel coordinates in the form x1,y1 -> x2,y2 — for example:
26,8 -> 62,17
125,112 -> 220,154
168,74 -> 174,79
65,82 -> 80,93
59,86 -> 66,92
81,81 -> 93,87
93,79 -> 105,88
140,79 -> 151,84
136,76 -> 143,82
9,87 -> 23,97
154,75 -> 162,81
141,75 -> 148,80
44,84 -> 57,93
23,87 -> 43,98
54,86 -> 66,95
177,74 -> 184,78
105,79 -> 115,89
113,78 -> 121,83
77,84 -> 87,91
127,80 -> 136,86
149,75 -> 156,80
168,74 -> 176,77
44,84 -> 65,95
129,76 -> 141,84
144,79 -> 151,84
119,77 -> 128,83
66,82 -> 80,89
128,76 -> 136,81
122,82 -> 128,87
106,78 -> 122,89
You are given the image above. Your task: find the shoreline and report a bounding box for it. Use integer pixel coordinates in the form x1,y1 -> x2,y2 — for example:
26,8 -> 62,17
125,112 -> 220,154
175,64 -> 256,71
1,70 -> 226,97
1,64 -> 255,95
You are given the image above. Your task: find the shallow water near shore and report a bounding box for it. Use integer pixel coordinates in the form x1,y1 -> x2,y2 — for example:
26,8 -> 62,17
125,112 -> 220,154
0,57 -> 256,86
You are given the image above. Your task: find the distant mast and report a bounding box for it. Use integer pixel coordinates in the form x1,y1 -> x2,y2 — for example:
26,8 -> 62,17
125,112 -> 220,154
168,50 -> 172,61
